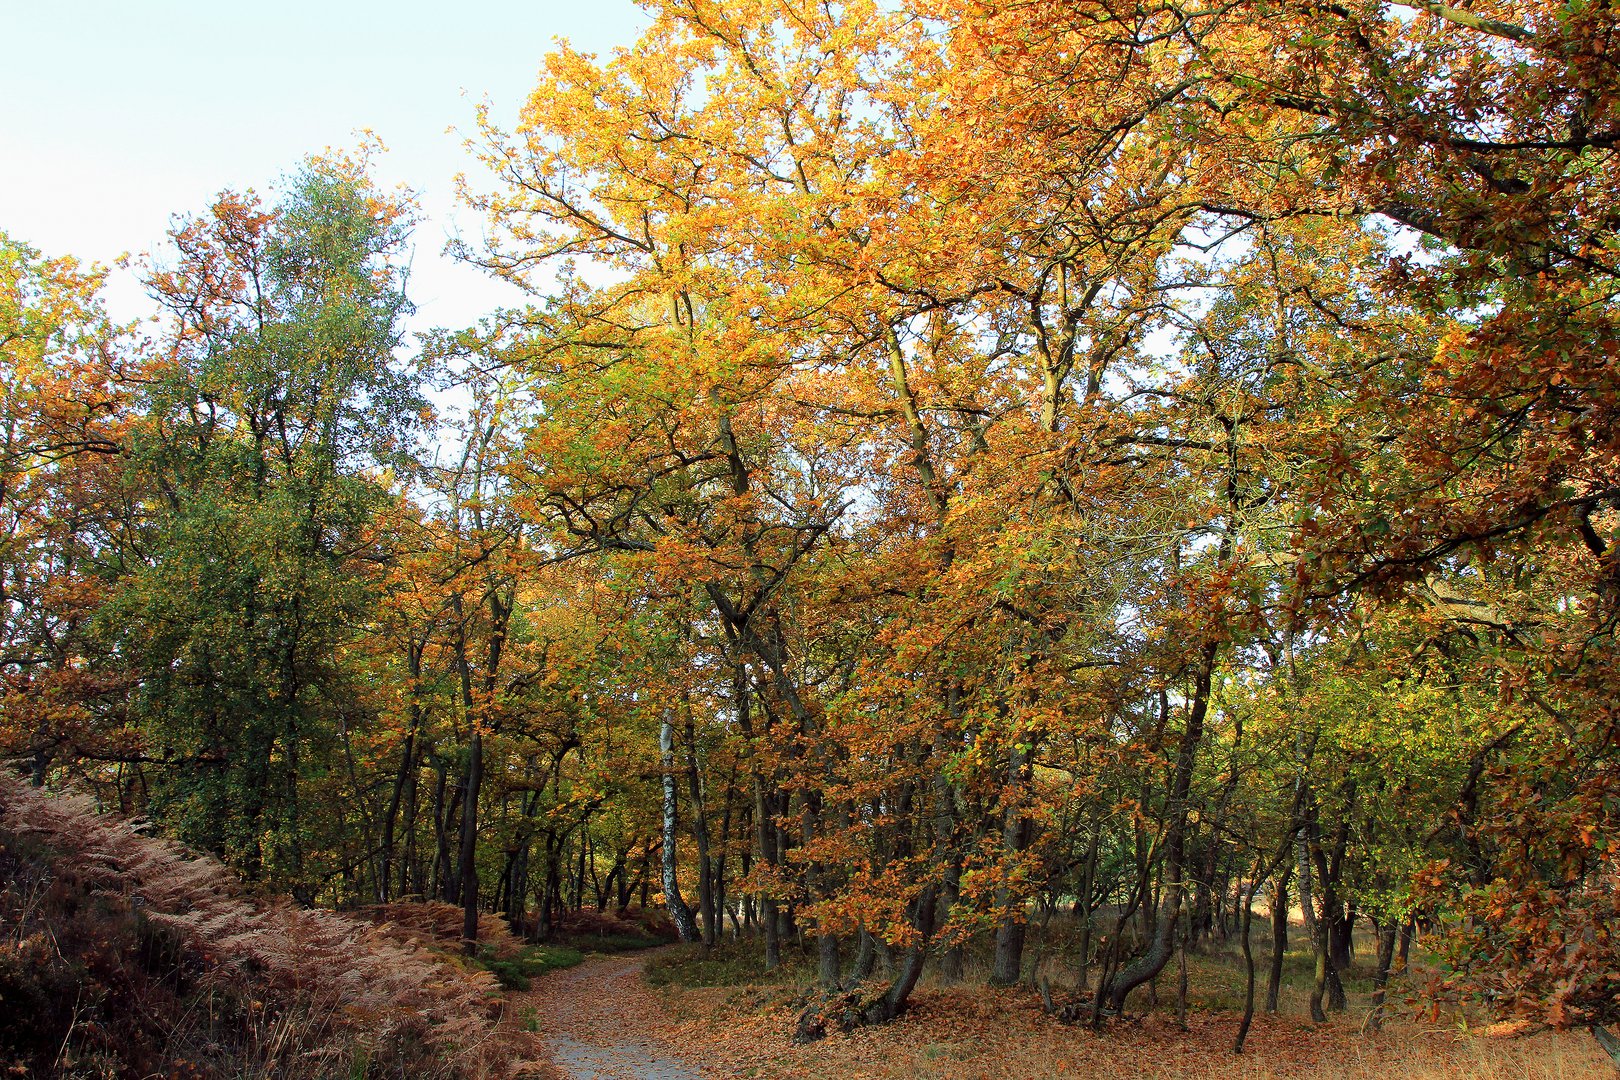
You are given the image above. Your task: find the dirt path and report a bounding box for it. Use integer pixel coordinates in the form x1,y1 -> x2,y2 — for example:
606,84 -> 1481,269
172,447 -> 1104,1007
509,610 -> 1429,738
508,952 -> 708,1080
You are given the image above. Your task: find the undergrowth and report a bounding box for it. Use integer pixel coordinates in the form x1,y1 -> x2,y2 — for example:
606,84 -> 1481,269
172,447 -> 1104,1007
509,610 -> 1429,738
0,774 -> 522,1079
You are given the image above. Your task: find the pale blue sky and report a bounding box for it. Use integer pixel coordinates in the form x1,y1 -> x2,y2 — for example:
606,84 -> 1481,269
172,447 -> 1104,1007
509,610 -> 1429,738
1,0 -> 647,327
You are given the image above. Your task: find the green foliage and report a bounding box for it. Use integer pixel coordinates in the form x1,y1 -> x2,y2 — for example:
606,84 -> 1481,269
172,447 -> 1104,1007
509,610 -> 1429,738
479,944 -> 586,989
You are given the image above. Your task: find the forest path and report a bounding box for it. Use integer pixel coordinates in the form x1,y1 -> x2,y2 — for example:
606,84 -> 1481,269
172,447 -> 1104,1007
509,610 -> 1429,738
509,952 -> 708,1080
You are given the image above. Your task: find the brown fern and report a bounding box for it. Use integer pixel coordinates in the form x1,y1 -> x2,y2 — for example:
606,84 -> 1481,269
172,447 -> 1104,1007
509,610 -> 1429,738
0,772 -> 537,1079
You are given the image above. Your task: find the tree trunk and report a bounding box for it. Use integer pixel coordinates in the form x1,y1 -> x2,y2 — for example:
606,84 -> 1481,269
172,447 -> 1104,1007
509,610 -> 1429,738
1076,814 -> 1102,989
1234,878 -> 1258,1053
1368,919 -> 1399,1030
1266,867 -> 1290,1015
378,723 -> 416,904
432,756 -> 455,901
458,729 -> 483,955
1303,790 -> 1349,1013
1294,818 -> 1316,942
756,780 -> 781,969
571,829 -> 589,910
683,711 -> 718,946
991,744 -> 1033,986
660,713 -> 700,943
1329,903 -> 1354,973
585,830 -> 603,911
401,746 -> 421,898
937,684 -> 965,984
601,848 -> 625,911
818,931 -> 842,989
1309,911 -> 1331,1024
866,885 -> 935,1022
1591,1025 -> 1620,1067
380,637 -> 426,904
714,766 -> 737,941
797,743 -> 949,1039
853,929 -> 877,980
1104,640 -> 1219,1013
1175,917 -> 1189,1028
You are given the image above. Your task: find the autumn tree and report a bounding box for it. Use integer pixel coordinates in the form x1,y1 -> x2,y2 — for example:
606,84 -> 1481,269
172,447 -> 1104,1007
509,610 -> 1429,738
0,235 -> 127,785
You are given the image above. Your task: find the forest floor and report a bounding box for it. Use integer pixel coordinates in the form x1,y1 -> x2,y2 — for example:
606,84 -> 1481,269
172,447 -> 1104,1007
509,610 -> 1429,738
509,938 -> 1619,1080
650,981 -> 1615,1079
